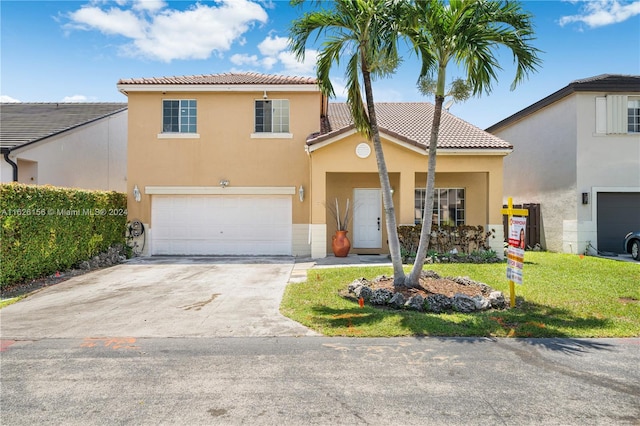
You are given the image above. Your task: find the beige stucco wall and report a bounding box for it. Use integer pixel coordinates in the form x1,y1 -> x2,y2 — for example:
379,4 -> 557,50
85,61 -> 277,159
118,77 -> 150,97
125,87 -> 507,257
3,111 -> 128,191
126,90 -> 320,227
309,133 -> 506,255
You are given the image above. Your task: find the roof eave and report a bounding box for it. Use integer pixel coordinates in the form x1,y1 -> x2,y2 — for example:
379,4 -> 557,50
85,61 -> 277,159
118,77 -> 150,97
487,75 -> 640,132
307,126 -> 511,155
438,148 -> 513,156
117,83 -> 321,95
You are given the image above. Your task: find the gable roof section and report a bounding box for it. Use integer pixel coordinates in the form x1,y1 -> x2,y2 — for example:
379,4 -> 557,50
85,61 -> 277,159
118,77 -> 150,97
0,103 -> 127,150
486,74 -> 640,132
308,102 -> 512,151
117,72 -> 318,94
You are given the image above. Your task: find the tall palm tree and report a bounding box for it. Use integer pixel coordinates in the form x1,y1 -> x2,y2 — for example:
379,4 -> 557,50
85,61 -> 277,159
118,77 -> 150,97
404,0 -> 542,286
290,0 -> 408,285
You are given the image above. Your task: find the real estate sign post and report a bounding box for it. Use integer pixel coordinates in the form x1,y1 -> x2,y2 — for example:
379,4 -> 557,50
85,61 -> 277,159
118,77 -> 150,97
501,198 -> 529,308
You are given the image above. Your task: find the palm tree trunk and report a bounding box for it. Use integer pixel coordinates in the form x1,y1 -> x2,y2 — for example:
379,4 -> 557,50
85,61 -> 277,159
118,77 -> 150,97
408,93 -> 444,285
360,58 -> 406,287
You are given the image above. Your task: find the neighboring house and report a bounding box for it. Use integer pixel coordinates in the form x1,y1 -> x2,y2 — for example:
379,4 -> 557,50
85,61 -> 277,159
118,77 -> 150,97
487,74 -> 640,254
117,72 -> 511,258
0,103 -> 128,191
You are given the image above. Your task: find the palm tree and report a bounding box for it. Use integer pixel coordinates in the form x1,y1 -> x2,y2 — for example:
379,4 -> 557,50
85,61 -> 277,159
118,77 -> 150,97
289,0 -> 408,286
404,0 -> 542,286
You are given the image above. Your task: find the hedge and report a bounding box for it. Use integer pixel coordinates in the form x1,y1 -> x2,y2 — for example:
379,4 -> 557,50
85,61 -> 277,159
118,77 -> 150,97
398,224 -> 493,256
0,183 -> 127,287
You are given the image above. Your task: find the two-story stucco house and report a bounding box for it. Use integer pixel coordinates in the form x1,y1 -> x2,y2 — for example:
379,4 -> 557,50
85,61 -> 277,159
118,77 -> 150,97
0,102 -> 128,191
487,74 -> 640,255
117,72 -> 511,258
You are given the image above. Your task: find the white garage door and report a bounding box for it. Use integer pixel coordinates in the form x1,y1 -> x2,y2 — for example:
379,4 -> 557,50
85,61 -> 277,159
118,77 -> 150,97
151,195 -> 292,255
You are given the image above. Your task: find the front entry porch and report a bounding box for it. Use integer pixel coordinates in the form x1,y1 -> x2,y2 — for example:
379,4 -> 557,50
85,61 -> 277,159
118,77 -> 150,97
311,170 -> 504,258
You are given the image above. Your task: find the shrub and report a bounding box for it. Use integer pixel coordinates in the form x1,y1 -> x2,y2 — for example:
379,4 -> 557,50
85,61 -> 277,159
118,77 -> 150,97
398,224 -> 493,261
0,183 -> 127,287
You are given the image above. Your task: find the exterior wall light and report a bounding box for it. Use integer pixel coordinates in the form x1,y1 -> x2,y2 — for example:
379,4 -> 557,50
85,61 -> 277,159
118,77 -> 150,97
298,185 -> 305,202
133,185 -> 141,202
220,179 -> 230,188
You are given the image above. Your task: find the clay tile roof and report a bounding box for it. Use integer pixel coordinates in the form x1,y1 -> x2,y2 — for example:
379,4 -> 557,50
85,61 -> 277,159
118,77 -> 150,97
118,72 -> 317,86
311,103 -> 512,150
0,102 -> 127,150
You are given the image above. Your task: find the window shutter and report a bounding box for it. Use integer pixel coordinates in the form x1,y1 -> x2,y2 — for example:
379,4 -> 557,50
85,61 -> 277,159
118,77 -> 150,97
606,95 -> 627,134
595,97 -> 606,134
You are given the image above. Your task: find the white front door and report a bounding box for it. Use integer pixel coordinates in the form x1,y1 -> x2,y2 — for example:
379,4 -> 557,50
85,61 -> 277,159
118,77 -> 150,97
353,189 -> 382,248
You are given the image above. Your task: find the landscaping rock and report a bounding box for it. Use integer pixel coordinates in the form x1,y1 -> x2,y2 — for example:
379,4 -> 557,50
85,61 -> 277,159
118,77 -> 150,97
421,270 -> 440,280
405,294 -> 424,311
388,292 -> 406,309
472,295 -> 491,311
452,293 -> 476,313
488,291 -> 507,309
425,294 -> 453,313
348,278 -> 368,294
370,288 -> 394,305
451,276 -> 492,296
355,285 -> 373,302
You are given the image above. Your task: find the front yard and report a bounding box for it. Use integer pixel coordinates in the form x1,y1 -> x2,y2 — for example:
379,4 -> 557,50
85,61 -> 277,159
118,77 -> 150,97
281,252 -> 640,337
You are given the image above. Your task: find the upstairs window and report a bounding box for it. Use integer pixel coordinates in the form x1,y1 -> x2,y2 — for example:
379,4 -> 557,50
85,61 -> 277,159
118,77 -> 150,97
415,188 -> 465,227
595,95 -> 639,135
255,99 -> 289,133
628,98 -> 640,133
163,100 -> 197,133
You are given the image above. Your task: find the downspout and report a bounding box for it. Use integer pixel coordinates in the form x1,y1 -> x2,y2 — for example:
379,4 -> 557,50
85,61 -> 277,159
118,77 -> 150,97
1,148 -> 18,182
305,143 -> 313,248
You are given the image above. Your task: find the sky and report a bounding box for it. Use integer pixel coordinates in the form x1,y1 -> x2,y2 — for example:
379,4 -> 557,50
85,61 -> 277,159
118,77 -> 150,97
1,0 -> 639,129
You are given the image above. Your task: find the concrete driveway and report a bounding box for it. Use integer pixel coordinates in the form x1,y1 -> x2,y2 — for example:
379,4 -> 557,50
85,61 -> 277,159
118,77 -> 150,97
0,257 -> 317,339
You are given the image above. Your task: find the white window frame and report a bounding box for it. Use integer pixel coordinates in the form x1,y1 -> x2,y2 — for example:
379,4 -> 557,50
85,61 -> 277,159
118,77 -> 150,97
252,99 -> 292,139
415,188 -> 466,226
595,95 -> 639,135
628,96 -> 640,133
160,99 -> 198,135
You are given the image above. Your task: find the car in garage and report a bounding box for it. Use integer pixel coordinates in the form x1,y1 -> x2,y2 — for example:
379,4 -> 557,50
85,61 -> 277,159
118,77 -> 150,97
624,231 -> 640,261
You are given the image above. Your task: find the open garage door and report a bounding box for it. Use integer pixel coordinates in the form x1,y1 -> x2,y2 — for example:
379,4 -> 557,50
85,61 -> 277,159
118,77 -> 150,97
151,195 -> 292,255
597,192 -> 640,253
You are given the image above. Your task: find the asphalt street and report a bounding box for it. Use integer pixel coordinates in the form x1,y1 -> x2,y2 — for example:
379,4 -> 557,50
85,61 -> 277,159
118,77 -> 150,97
1,257 -> 639,425
2,337 -> 639,425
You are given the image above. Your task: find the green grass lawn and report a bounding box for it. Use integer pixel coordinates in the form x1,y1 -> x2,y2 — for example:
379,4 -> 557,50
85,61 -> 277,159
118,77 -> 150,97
281,252 -> 640,338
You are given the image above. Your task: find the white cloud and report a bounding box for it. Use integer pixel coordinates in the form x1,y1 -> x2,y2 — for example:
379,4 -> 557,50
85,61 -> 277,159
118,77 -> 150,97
62,95 -> 90,102
245,33 -> 318,75
0,95 -> 21,103
277,49 -> 318,76
559,0 -> 640,28
132,0 -> 166,13
65,0 -> 268,62
261,56 -> 278,70
68,6 -> 146,39
257,34 -> 288,56
230,53 -> 260,66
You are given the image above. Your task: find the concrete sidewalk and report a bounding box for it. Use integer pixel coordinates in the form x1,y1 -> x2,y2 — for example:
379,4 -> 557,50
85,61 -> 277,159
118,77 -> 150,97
289,254 -> 392,283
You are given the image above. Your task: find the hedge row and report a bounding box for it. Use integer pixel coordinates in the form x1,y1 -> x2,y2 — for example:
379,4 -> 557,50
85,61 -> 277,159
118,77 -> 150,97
398,224 -> 492,256
0,183 -> 127,287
